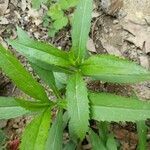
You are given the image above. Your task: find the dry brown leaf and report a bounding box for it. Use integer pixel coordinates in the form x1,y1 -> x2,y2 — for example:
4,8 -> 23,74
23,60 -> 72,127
0,0 -> 9,16
139,55 -> 149,70
86,38 -> 96,52
21,0 -> 27,11
123,21 -> 150,53
0,17 -> 9,24
101,39 -> 122,56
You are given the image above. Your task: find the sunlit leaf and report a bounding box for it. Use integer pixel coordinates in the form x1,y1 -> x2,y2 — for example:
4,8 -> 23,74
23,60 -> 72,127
32,0 -> 48,9
8,28 -> 72,68
0,45 -> 48,102
66,72 -> 89,139
90,92 -> 150,122
0,97 -> 29,120
20,108 -> 51,150
81,55 -> 150,83
71,0 -> 92,63
137,121 -> 147,150
46,110 -> 63,150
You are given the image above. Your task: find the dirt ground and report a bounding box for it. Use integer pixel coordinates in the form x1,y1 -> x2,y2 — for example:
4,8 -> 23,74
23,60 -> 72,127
0,0 -> 150,149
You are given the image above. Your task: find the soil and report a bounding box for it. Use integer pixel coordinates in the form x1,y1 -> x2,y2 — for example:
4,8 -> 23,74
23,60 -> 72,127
0,0 -> 150,149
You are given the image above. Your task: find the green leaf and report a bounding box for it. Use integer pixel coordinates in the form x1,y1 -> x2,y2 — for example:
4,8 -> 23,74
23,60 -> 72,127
46,110 -> 63,150
0,97 -> 29,120
0,45 -> 48,102
15,98 -> 52,112
59,0 -> 79,10
90,92 -> 150,122
47,4 -> 64,20
29,56 -> 73,74
63,141 -> 76,150
54,72 -> 68,89
63,111 -> 69,129
66,72 -> 89,139
32,0 -> 48,9
71,0 -> 92,63
89,129 -> 106,150
20,108 -> 51,150
99,121 -> 109,145
137,121 -> 147,150
0,129 -> 6,145
31,63 -> 61,98
106,134 -> 117,150
80,55 -> 150,83
8,28 -> 72,68
53,16 -> 68,30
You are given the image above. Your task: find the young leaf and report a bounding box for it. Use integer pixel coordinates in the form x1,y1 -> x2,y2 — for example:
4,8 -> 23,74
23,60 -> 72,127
32,0 -> 48,9
31,63 -> 61,98
106,134 -> 117,150
137,121 -> 147,150
90,92 -> 150,122
71,0 -> 92,63
53,16 -> 68,30
89,129 -> 106,150
80,55 -> 150,83
46,110 -> 63,150
0,97 -> 29,120
8,28 -> 72,68
66,72 -> 89,139
20,108 -> 51,150
47,4 -> 64,20
0,45 -> 48,102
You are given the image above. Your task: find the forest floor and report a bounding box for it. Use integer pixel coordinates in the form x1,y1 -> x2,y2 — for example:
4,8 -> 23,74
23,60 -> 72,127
0,0 -> 150,149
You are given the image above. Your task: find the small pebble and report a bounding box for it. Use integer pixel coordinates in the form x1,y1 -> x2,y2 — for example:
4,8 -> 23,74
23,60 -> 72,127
113,19 -> 119,24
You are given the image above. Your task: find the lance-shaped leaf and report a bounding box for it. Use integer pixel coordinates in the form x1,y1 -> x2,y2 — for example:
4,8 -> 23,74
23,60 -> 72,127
46,110 -> 63,150
137,121 -> 147,150
71,0 -> 92,63
20,108 -> 51,150
90,92 -> 150,122
31,63 -> 60,98
106,134 -> 117,150
66,72 -> 89,139
89,129 -> 106,150
15,98 -> 52,112
0,97 -> 29,120
80,55 -> 150,83
8,27 -> 72,68
0,45 -> 48,102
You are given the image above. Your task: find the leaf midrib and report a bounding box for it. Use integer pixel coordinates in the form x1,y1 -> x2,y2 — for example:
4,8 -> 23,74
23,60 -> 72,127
77,0 -> 88,60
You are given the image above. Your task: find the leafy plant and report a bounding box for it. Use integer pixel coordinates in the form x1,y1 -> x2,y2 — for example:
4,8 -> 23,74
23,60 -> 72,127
32,0 -> 49,9
44,0 -> 79,36
0,0 -> 150,149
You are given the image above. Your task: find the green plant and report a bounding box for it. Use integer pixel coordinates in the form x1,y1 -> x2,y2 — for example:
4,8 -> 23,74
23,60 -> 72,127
32,0 -> 49,9
0,0 -> 150,149
44,0 -> 79,37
